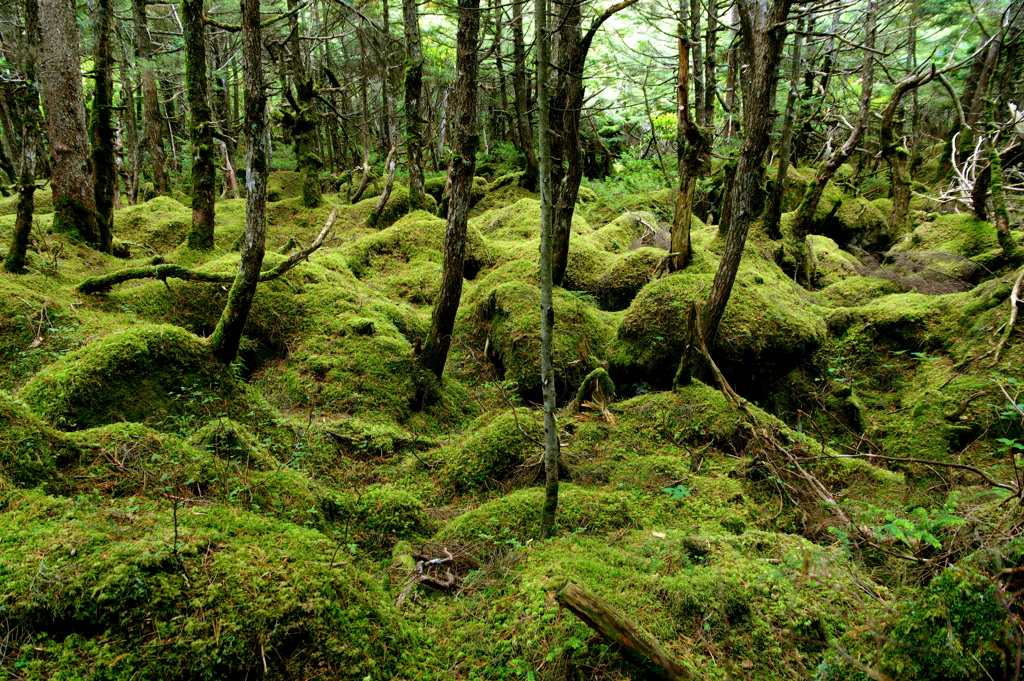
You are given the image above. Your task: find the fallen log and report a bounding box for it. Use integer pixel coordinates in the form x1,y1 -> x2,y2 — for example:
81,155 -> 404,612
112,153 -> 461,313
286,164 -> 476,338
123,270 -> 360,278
555,581 -> 693,680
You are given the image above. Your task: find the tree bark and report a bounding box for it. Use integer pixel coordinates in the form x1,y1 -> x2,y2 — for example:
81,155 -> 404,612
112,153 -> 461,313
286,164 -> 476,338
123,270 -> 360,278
133,0 -> 170,197
120,42 -> 141,206
91,0 -> 116,253
701,0 -> 793,344
286,0 -> 323,208
38,0 -> 99,245
421,0 -> 481,381
210,0 -> 268,366
403,0 -> 426,212
511,0 -> 538,190
764,16 -> 803,240
183,0 -> 216,250
4,0 -> 42,274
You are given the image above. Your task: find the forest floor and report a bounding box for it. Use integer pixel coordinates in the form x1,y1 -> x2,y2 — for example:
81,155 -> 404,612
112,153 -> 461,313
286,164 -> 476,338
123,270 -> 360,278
1,157 -> 1023,681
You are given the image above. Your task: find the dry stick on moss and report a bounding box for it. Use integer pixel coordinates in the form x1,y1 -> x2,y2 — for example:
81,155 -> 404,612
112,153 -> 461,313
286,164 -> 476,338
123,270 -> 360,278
992,265 -> 1024,365
555,581 -> 693,680
77,207 -> 339,294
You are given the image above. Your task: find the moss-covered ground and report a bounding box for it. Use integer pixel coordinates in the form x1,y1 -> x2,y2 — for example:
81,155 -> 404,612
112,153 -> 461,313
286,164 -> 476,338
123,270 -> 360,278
0,167 -> 1021,681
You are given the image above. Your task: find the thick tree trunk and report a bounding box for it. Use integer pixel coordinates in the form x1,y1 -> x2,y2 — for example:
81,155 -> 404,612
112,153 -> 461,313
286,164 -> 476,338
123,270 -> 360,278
120,45 -> 141,206
403,0 -> 426,212
183,0 -> 216,249
701,0 -> 793,344
421,0 -> 481,381
38,0 -> 99,245
210,0 -> 268,366
879,67 -> 935,236
287,0 -> 323,208
91,0 -> 116,253
764,16 -> 803,240
4,0 -> 42,274
133,0 -> 169,196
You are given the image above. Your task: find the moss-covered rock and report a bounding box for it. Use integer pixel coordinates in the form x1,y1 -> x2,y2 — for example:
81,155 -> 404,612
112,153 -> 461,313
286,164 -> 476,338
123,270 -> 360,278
436,408 -> 542,493
456,277 -> 616,402
0,391 -> 78,488
818,275 -> 905,307
358,183 -> 439,230
609,253 -> 826,395
17,324 -> 270,432
113,196 -> 192,253
592,247 -> 662,311
266,169 -> 304,202
471,197 -> 589,241
357,483 -> 432,538
588,210 -> 664,253
434,484 -> 637,555
889,213 -> 1001,281
0,187 -> 53,216
0,491 -> 414,679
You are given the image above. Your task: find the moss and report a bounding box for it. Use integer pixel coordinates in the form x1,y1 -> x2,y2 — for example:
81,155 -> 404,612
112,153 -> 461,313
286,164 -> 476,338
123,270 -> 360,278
0,391 -> 78,489
455,277 -> 616,402
0,187 -> 53,216
17,324 -> 271,432
470,197 -> 589,241
889,213 -> 1001,280
358,183 -> 439,230
434,484 -> 637,555
609,253 -> 826,395
805,234 -> 863,288
357,483 -> 432,538
0,491 -> 415,679
266,169 -> 305,202
436,408 -> 542,493
189,418 -> 277,469
818,275 -> 905,307
588,210 -> 662,253
113,196 -> 192,253
592,247 -> 663,311
826,292 -> 942,343
561,235 -> 614,293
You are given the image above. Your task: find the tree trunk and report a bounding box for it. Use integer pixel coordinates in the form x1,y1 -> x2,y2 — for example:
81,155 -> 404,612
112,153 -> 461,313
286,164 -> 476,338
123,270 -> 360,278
879,67 -> 935,236
702,0 -> 717,130
133,0 -> 169,197
38,0 -> 99,245
119,48 -> 140,206
537,0 -> 559,540
183,0 -> 216,250
512,0 -> 539,190
790,0 -> 875,247
286,0 -> 323,208
764,16 -> 803,240
421,0 -> 481,381
91,0 -> 116,253
701,0 -> 793,344
210,0 -> 268,366
4,0 -> 42,274
403,0 -> 426,212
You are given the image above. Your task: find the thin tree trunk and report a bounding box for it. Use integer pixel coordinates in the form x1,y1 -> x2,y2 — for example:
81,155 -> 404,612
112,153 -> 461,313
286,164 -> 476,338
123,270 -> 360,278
404,0 -> 426,212
119,47 -> 140,206
764,16 -> 803,240
701,0 -> 793,344
210,0 -> 268,366
38,0 -> 99,244
790,0 -> 875,247
4,0 -> 42,274
91,0 -> 116,253
879,67 -> 935,235
511,0 -> 538,190
421,0 -> 481,380
537,0 -> 559,539
133,0 -> 169,196
702,0 -> 717,130
183,0 -> 216,249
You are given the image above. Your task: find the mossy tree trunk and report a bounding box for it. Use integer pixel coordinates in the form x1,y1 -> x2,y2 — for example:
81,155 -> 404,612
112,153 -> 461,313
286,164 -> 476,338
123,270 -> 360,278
536,0 -> 559,539
701,0 -> 717,130
119,47 -> 141,206
133,0 -> 169,197
91,0 -> 115,254
763,16 -> 803,241
511,0 -> 538,191
878,66 -> 935,236
183,0 -> 216,250
403,0 -> 426,212
421,0 -> 480,381
38,0 -> 99,245
3,0 -> 42,274
287,0 -> 323,209
790,0 -> 875,246
701,0 -> 793,344
210,0 -> 267,366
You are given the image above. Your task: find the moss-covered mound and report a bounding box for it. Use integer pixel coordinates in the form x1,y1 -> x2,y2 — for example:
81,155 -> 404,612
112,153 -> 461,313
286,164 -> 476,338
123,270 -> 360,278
609,254 -> 826,395
0,187 -> 53,215
436,408 -> 543,493
592,246 -> 662,310
0,391 -> 78,488
435,484 -> 637,555
588,210 -> 664,253
888,213 -> 1002,281
471,197 -> 590,241
113,196 -> 192,253
18,324 -> 269,432
456,277 -> 616,401
266,169 -> 304,201
0,491 -> 415,680
355,183 -> 439,230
